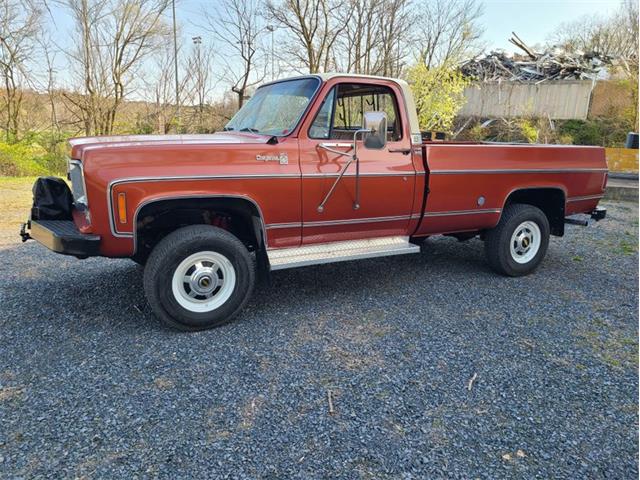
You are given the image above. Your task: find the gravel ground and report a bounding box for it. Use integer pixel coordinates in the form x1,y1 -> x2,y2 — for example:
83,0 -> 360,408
0,200 -> 638,479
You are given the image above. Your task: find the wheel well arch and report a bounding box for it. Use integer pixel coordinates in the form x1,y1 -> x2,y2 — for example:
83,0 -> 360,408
133,195 -> 267,257
501,187 -> 567,236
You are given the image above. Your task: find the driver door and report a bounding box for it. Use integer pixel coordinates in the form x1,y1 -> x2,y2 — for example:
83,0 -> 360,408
298,79 -> 417,244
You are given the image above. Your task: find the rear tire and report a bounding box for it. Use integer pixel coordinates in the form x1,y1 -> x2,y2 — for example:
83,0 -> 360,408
485,203 -> 550,277
143,225 -> 255,331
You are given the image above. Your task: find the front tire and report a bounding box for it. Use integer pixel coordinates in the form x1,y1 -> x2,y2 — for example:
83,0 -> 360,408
485,203 -> 550,277
143,225 -> 255,331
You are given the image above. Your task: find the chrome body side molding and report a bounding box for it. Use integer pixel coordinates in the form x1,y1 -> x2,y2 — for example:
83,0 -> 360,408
430,168 -> 608,175
263,210 -> 500,231
566,194 -> 604,203
423,208 -> 501,217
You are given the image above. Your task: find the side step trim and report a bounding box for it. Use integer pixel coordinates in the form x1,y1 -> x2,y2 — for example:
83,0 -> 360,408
268,236 -> 420,270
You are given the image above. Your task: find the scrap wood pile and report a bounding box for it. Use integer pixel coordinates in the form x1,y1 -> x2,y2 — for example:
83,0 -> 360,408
460,33 -> 612,83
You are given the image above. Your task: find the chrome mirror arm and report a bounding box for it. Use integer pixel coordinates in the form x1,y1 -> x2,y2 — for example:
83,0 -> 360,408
351,128 -> 371,210
316,129 -> 370,213
316,154 -> 356,212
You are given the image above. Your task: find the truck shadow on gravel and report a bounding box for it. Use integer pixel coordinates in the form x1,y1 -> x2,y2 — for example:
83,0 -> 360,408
0,234 -> 591,334
3,237 -> 505,331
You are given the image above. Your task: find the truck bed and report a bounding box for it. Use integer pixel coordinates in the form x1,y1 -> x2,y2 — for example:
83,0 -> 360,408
413,142 -> 607,236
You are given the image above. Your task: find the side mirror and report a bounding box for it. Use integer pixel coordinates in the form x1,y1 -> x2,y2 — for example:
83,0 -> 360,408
363,111 -> 387,150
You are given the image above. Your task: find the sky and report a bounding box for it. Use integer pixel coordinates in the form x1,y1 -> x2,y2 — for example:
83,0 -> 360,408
478,0 -> 622,50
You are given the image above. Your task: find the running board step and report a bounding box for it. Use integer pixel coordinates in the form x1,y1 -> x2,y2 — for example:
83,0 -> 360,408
268,236 -> 420,270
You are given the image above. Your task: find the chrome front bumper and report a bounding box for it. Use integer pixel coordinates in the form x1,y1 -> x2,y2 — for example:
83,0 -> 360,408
21,219 -> 100,258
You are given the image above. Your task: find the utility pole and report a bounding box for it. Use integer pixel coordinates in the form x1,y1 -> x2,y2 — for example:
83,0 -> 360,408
171,0 -> 180,128
192,36 -> 203,131
266,25 -> 275,80
192,36 -> 203,114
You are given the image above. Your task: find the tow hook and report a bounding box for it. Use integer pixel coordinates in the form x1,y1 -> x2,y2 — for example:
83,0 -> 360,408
20,221 -> 31,242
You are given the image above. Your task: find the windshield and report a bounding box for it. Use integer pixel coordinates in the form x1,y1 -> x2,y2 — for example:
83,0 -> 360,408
224,78 -> 320,136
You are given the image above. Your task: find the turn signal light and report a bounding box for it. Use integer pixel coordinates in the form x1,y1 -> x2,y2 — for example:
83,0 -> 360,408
117,193 -> 127,224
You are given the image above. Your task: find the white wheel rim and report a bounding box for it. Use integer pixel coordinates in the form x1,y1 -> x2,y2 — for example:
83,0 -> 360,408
509,221 -> 541,264
171,251 -> 236,313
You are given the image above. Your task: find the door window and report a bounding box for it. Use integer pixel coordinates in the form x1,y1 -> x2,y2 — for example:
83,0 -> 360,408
309,83 -> 402,141
308,88 -> 336,139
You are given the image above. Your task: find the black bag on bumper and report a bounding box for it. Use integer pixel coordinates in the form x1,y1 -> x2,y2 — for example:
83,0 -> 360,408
31,177 -> 73,221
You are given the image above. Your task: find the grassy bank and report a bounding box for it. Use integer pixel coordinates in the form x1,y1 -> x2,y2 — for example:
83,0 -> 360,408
0,177 -> 37,246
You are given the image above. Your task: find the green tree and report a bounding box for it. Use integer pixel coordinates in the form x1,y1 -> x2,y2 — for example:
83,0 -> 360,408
406,63 -> 469,133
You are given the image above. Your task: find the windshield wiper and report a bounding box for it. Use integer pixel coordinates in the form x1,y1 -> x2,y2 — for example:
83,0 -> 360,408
222,126 -> 234,131
239,127 -> 260,133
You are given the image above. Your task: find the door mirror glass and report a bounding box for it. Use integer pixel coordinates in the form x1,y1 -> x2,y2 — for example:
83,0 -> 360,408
363,111 -> 387,149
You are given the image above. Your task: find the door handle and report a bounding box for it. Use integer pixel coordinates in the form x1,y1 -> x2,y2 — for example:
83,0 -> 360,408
318,142 -> 353,149
388,147 -> 411,155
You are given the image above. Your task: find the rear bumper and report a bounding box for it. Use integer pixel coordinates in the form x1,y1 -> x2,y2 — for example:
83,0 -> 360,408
22,219 -> 100,257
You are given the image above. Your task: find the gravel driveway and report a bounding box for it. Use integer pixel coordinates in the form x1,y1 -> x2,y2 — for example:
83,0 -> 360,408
1,200 -> 637,479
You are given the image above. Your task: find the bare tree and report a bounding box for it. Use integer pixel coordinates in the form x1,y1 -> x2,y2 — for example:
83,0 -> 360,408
184,38 -> 215,131
0,0 -> 43,141
377,0 -> 413,76
63,0 -> 171,135
266,0 -> 352,74
550,16 -> 622,57
142,45 -> 184,133
105,0 -> 171,133
548,0 -> 639,127
617,0 -> 639,81
337,0 -> 412,76
549,1 -> 639,59
62,0 -> 107,135
204,0 -> 265,109
39,38 -> 61,134
416,0 -> 484,68
339,0 -> 381,74
623,0 -> 639,60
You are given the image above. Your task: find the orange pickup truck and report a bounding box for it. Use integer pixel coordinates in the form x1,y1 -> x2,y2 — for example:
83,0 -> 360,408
21,73 -> 607,330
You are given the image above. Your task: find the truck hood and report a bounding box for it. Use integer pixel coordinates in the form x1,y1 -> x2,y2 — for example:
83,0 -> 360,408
69,132 -> 271,159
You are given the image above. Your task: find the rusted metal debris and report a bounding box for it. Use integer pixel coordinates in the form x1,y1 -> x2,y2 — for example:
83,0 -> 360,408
461,32 -> 611,83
